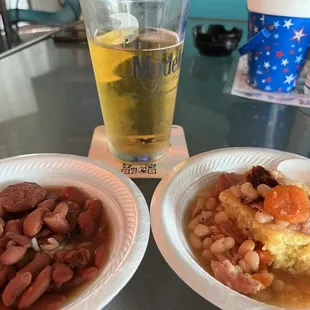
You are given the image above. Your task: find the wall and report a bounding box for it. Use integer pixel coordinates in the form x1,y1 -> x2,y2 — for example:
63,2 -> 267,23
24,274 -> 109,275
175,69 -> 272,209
189,0 -> 248,20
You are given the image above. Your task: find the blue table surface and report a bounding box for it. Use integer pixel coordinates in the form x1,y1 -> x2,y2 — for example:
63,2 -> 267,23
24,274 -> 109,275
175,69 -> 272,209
0,17 -> 308,310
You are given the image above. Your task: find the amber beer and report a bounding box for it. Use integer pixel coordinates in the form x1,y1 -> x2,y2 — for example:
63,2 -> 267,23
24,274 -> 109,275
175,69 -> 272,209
88,28 -> 184,162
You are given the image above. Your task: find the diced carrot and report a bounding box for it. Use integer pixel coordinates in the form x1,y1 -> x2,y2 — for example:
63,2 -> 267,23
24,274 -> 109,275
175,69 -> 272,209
252,271 -> 273,288
256,250 -> 274,267
264,185 -> 310,224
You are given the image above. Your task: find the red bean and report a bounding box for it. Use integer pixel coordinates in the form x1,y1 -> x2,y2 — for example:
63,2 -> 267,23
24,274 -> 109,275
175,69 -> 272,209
0,302 -> 10,310
44,214 -> 70,234
0,268 -> 9,289
36,199 -> 55,211
6,232 -> 31,248
96,226 -> 107,241
18,265 -> 52,309
0,219 -> 5,239
18,253 -> 51,278
23,208 -> 50,237
65,201 -> 81,231
4,220 -> 22,235
52,263 -> 74,285
16,251 -> 36,269
84,198 -> 102,219
64,248 -> 91,269
5,241 -> 15,248
69,267 -> 99,287
0,246 -> 27,265
78,212 -> 95,237
62,186 -> 88,205
2,272 -> 32,306
0,236 -> 9,249
94,245 -> 105,268
43,203 -> 70,234
7,266 -> 16,281
0,207 -> 5,219
54,249 -> 70,263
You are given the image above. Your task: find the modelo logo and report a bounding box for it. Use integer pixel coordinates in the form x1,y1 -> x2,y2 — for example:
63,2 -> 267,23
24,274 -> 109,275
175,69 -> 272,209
133,51 -> 183,79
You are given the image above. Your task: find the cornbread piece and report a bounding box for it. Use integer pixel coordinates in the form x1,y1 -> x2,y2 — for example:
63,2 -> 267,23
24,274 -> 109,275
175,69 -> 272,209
219,189 -> 310,275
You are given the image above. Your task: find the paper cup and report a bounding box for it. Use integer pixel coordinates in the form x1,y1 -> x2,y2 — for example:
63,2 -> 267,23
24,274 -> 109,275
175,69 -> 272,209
241,0 -> 310,92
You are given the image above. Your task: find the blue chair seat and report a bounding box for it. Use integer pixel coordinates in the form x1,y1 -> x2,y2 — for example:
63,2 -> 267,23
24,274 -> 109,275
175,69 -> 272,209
8,0 -> 81,25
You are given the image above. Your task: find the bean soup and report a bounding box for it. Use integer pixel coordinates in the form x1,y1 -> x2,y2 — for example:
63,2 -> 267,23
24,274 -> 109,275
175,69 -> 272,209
0,182 -> 109,309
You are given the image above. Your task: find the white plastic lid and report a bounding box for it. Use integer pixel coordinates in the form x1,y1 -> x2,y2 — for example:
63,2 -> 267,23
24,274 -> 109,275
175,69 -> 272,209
248,0 -> 310,18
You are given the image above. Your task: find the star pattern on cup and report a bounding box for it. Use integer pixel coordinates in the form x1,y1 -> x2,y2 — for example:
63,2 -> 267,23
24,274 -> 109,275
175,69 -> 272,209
264,62 -> 271,69
295,55 -> 303,64
284,74 -> 295,84
281,59 -> 289,66
248,13 -> 307,93
283,19 -> 294,29
291,27 -> 307,43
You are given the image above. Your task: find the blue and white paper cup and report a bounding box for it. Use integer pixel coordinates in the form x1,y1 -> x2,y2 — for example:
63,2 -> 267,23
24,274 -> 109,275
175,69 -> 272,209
239,0 -> 310,93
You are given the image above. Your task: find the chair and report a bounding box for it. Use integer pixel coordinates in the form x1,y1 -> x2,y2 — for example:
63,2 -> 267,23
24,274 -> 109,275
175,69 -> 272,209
8,0 -> 81,26
0,0 -> 13,48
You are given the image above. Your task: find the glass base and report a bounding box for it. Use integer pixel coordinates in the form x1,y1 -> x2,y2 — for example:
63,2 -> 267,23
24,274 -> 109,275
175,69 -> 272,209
108,142 -> 168,164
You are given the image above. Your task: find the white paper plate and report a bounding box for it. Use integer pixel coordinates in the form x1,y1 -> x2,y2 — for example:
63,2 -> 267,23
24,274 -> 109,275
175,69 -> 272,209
151,147 -> 307,310
0,154 -> 150,310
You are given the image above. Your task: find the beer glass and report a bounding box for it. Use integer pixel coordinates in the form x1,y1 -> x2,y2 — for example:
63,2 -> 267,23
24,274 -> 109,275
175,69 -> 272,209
80,0 -> 189,163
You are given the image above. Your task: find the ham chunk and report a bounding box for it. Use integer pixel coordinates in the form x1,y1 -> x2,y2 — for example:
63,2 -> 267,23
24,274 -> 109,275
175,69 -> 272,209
217,173 -> 246,193
218,220 -> 245,245
211,260 -> 262,295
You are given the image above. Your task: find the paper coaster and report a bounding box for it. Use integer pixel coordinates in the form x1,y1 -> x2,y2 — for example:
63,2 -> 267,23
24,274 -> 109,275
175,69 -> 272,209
88,125 -> 189,179
226,56 -> 310,108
